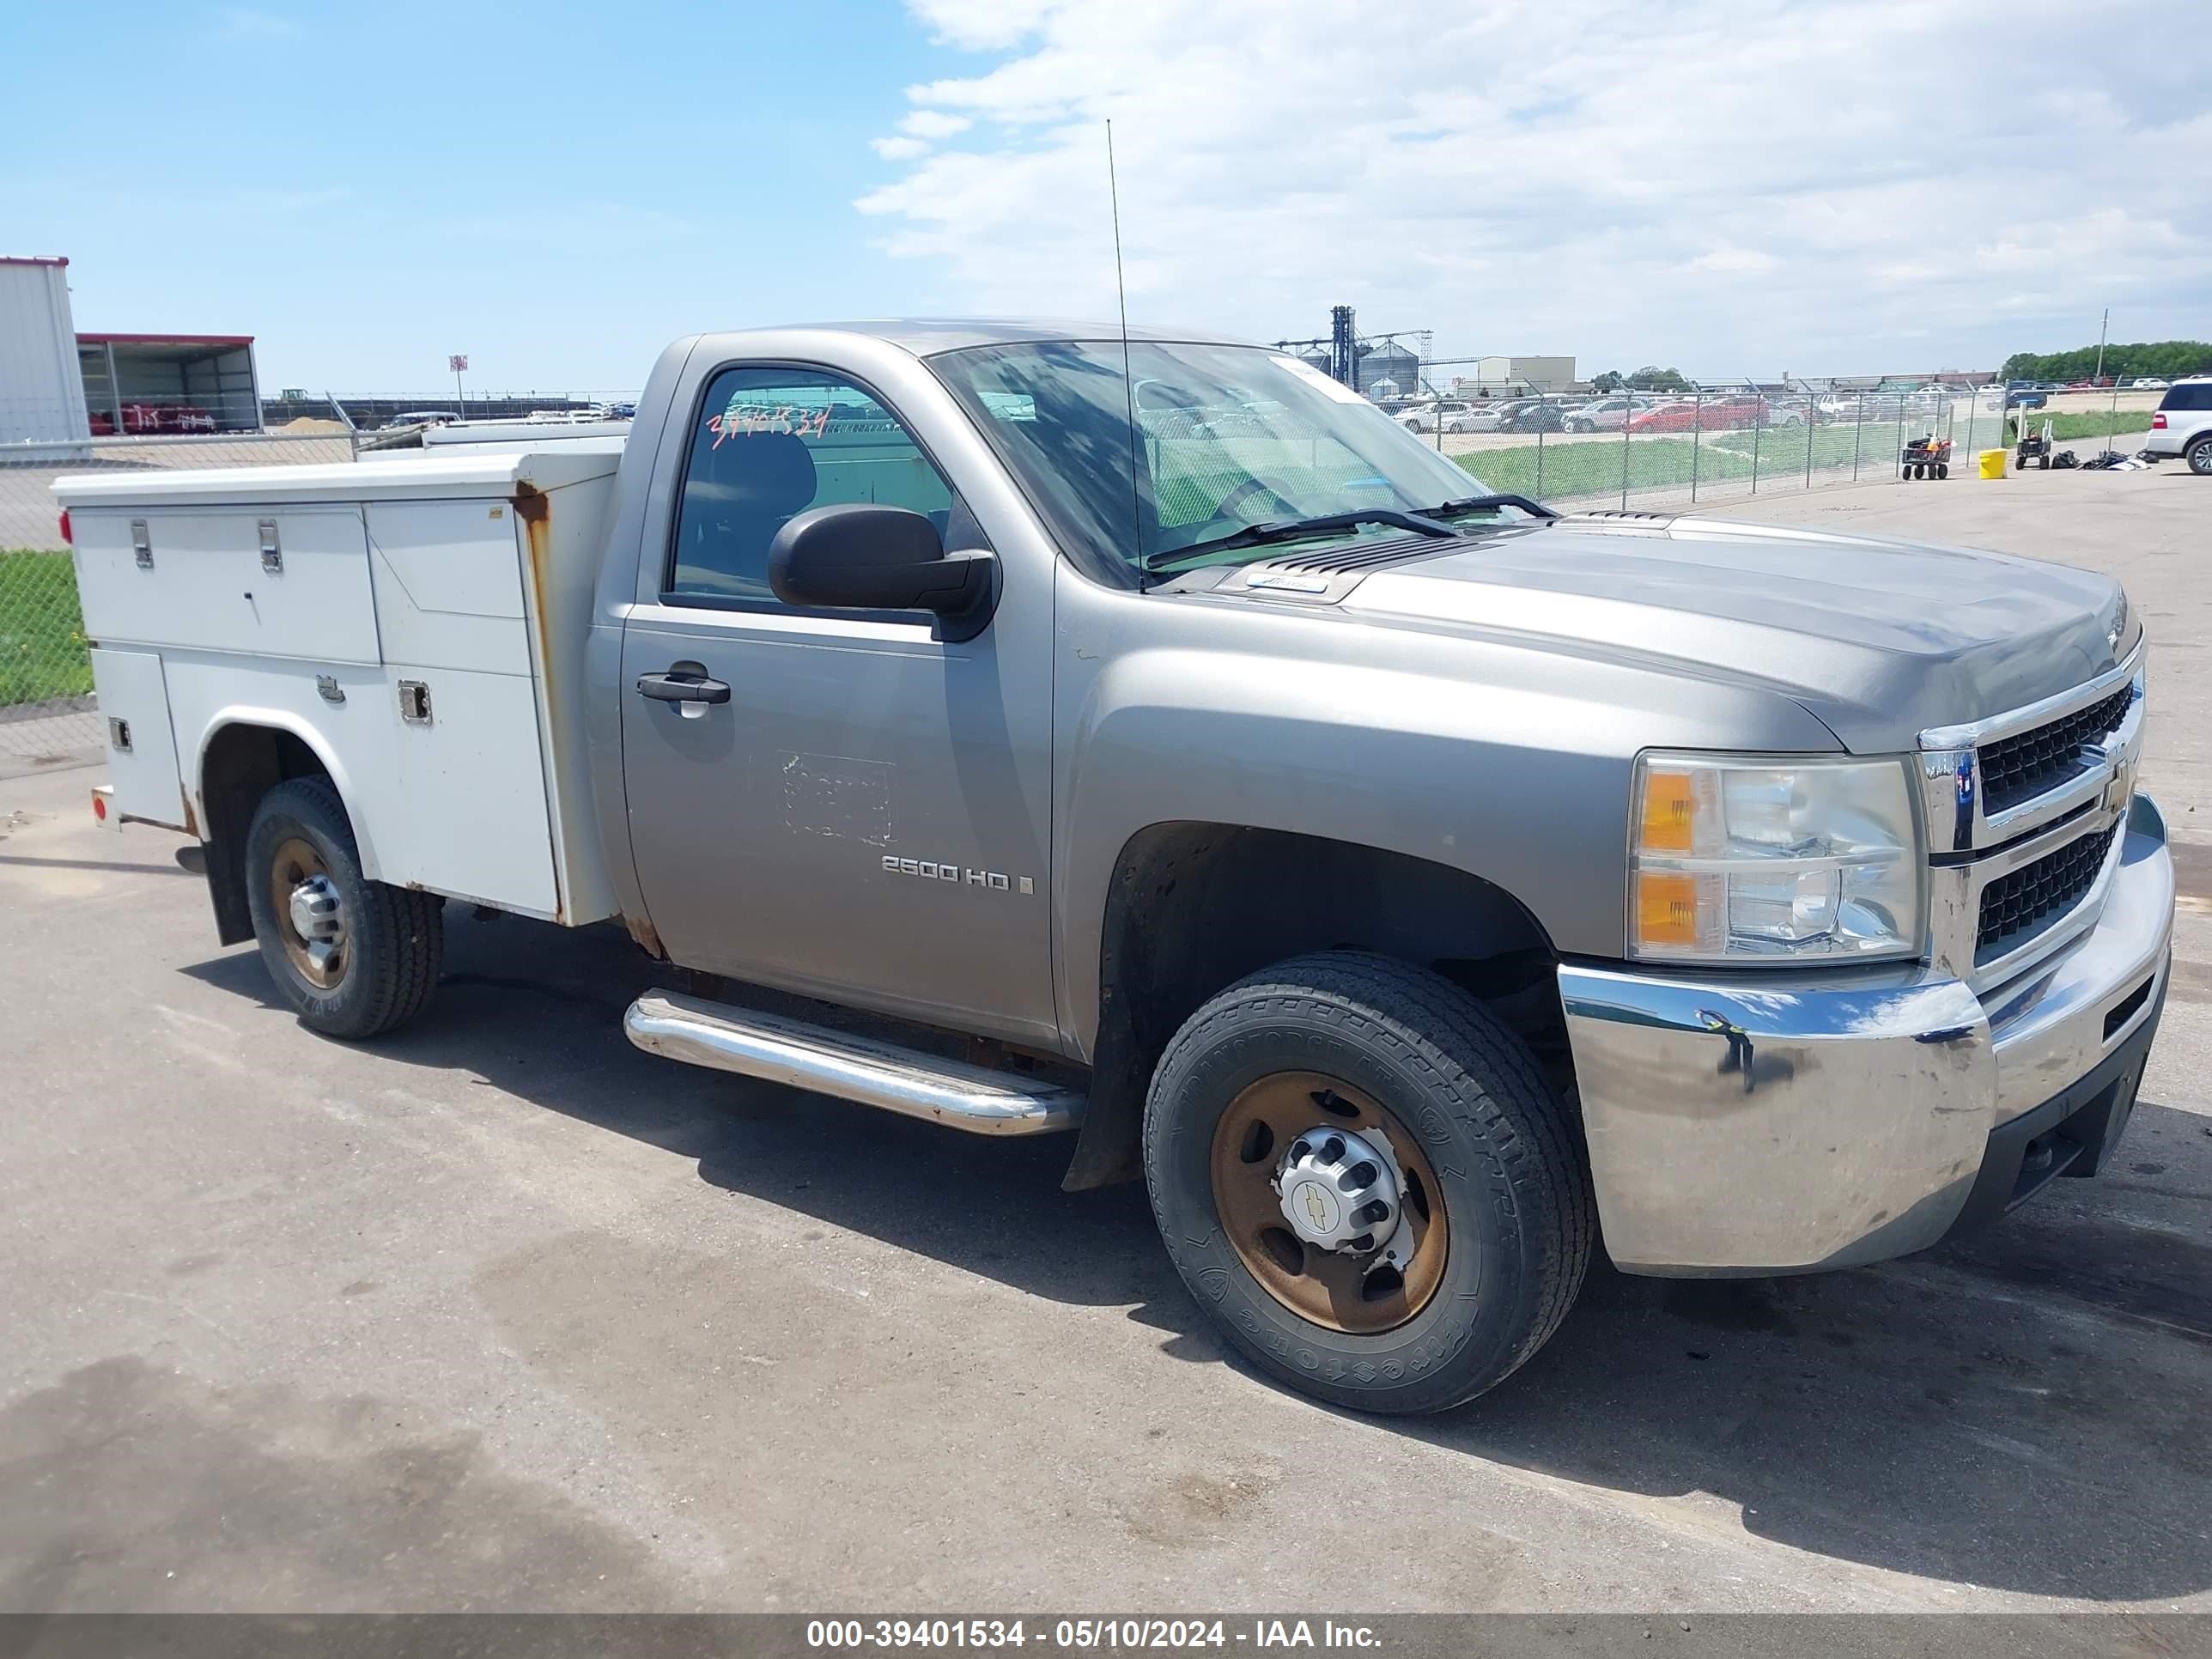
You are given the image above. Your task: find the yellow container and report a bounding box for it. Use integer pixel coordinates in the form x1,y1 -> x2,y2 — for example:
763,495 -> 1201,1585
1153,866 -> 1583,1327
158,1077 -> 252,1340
1978,448 -> 2008,480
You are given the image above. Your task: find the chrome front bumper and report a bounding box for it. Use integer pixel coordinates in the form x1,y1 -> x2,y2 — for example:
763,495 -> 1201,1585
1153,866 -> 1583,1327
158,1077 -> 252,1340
1559,792 -> 2174,1275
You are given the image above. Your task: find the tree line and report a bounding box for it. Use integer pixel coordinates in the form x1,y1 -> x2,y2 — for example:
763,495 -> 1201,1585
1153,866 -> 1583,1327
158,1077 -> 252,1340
1589,367 -> 1693,392
1999,341 -> 2212,383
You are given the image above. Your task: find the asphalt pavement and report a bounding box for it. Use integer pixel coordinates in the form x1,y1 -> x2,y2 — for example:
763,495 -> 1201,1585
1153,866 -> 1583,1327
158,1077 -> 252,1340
1,466 -> 2207,1615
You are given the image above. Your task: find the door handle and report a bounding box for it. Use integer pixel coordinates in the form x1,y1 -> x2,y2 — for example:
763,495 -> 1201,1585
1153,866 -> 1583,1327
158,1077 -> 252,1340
635,670 -> 732,706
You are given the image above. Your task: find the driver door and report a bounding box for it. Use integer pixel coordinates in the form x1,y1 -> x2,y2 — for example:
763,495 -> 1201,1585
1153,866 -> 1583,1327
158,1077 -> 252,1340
617,360 -> 1057,1044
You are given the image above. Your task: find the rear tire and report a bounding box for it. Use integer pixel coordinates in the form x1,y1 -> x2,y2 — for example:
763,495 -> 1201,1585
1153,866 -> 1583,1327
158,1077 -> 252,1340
2188,437 -> 2212,477
1142,951 -> 1593,1414
244,776 -> 443,1039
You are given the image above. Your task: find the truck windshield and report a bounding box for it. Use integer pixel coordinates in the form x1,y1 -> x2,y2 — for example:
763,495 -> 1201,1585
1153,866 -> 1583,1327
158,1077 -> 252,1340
928,340 -> 1506,580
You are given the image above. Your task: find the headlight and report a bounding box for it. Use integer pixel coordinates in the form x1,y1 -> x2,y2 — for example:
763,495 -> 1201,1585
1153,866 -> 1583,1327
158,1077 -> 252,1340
1629,752 -> 1923,963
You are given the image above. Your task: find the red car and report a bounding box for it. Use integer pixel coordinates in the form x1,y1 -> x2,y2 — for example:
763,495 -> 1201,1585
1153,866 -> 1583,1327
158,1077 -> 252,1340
1626,400 -> 1707,433
1624,395 -> 1800,433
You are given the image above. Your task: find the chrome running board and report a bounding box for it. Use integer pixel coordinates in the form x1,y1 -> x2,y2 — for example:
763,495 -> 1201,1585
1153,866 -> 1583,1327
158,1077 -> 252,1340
623,991 -> 1083,1136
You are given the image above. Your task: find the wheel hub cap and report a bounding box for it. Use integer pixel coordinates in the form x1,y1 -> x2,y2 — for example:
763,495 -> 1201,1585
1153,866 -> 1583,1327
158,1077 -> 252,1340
1208,1073 -> 1449,1334
286,873 -> 346,979
1274,1126 -> 1401,1253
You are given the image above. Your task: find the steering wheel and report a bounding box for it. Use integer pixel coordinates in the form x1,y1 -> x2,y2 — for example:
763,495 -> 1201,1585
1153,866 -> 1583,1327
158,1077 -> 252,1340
1212,473 -> 1291,526
1150,475 -> 1307,566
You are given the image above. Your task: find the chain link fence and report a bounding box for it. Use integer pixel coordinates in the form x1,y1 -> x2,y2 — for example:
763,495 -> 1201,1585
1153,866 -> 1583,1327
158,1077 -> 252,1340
1411,385 -> 1998,508
1404,381 -> 2166,510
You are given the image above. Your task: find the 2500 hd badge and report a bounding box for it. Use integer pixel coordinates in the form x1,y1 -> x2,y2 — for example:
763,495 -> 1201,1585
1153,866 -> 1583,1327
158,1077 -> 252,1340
882,854 -> 1036,895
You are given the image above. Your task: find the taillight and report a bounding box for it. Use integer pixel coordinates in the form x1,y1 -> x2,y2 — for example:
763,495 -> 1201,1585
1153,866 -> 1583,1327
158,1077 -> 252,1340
2151,412 -> 2166,428
57,508 -> 71,544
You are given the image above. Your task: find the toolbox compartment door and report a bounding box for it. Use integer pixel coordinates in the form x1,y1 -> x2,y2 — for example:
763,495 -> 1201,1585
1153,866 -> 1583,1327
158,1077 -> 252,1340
71,505 -> 380,664
88,647 -> 186,829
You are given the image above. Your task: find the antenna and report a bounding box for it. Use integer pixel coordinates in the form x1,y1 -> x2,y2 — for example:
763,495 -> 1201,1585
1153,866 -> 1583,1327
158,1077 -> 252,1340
1106,119 -> 1145,578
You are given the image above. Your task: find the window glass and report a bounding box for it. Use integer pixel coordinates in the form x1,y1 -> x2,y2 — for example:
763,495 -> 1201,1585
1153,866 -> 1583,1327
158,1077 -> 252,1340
930,340 -> 1505,580
667,366 -> 955,603
2159,383 -> 2212,412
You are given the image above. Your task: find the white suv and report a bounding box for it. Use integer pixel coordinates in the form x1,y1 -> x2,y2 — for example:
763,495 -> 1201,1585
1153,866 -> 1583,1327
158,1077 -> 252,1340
2146,379 -> 2212,474
1399,400 -> 1476,434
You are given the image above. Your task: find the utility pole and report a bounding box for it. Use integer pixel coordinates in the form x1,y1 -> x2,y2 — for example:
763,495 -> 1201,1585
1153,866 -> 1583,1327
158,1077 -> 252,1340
2093,310 -> 2108,385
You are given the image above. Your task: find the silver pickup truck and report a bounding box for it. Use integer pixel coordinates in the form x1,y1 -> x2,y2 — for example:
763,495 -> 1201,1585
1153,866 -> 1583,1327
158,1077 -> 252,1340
56,321 -> 2173,1414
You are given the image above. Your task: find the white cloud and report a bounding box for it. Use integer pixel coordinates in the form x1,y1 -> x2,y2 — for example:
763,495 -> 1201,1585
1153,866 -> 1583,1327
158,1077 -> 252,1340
906,0 -> 1055,51
857,0 -> 2212,374
900,109 -> 974,139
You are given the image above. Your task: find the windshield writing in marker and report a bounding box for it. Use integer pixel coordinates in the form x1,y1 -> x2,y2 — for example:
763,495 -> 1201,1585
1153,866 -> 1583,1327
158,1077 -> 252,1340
706,404 -> 834,447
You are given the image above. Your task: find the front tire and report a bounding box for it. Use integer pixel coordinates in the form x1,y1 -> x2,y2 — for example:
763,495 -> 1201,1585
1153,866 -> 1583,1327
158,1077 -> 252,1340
244,776 -> 443,1038
1142,951 -> 1593,1414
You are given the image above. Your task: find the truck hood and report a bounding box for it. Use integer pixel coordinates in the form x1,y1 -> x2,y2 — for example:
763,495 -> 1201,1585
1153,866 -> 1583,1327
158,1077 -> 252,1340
1305,516 -> 2130,752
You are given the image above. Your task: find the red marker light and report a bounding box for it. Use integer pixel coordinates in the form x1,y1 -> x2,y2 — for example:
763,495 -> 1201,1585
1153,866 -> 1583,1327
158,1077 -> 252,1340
91,790 -> 107,822
57,508 -> 72,545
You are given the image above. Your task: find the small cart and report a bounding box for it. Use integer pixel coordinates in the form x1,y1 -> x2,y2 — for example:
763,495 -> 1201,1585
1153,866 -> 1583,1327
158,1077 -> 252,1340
2014,415 -> 2057,471
1900,434 -> 1952,480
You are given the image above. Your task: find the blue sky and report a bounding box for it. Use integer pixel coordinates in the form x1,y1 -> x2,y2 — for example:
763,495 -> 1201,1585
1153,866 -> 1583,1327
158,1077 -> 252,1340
2,0 -> 980,394
5,1 -> 2208,394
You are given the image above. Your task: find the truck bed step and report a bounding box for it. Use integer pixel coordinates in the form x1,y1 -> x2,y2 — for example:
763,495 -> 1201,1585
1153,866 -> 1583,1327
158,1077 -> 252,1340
623,991 -> 1083,1136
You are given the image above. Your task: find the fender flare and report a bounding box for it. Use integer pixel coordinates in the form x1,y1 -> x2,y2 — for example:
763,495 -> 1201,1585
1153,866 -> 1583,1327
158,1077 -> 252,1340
191,707 -> 384,880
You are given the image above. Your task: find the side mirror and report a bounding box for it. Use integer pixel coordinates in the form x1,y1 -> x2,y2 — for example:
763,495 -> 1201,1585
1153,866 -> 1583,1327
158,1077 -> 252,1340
767,503 -> 996,642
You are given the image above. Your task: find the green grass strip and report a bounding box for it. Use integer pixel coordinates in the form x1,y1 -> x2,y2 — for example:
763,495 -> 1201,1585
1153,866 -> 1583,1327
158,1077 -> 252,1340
0,550 -> 93,707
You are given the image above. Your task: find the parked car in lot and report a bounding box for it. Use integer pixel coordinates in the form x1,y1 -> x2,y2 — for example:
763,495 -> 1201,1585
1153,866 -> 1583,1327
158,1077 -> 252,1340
1696,394 -> 1801,430
1624,400 -> 1707,434
1561,396 -> 1656,433
1446,406 -> 1504,433
2131,378 -> 2169,391
1493,398 -> 1573,434
1400,400 -> 1486,434
2145,378 -> 2212,474
55,319 -> 2173,1417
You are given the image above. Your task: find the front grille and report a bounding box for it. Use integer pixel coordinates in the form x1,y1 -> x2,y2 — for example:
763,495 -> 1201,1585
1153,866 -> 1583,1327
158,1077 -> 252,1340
1976,822 -> 2119,959
1978,685 -> 2134,813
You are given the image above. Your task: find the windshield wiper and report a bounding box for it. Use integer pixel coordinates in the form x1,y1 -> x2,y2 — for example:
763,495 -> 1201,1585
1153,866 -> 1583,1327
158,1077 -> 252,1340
1140,507 -> 1461,574
1420,493 -> 1559,521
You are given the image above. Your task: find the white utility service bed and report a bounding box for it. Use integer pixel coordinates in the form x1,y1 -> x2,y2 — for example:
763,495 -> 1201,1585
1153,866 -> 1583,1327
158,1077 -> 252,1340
55,450 -> 622,927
